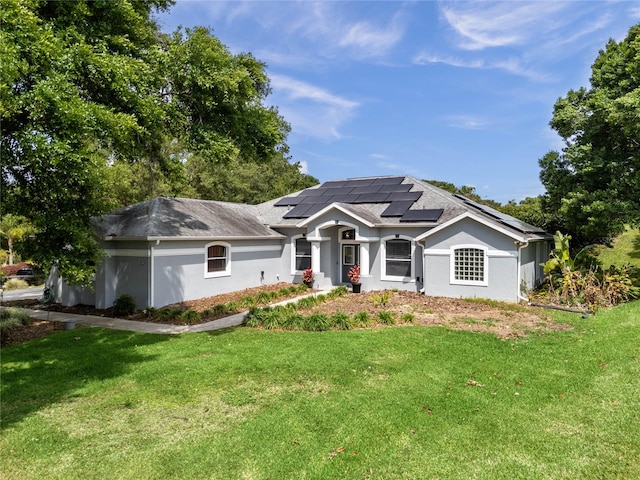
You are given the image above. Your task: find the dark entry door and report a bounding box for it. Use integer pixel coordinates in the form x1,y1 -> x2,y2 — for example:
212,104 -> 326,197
341,244 -> 359,283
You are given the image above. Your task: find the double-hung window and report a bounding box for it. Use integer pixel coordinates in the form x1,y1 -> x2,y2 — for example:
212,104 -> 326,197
205,242 -> 230,277
295,238 -> 312,271
384,238 -> 412,279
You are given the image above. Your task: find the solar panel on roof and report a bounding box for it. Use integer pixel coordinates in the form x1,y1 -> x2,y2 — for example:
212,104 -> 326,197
454,194 -> 547,234
378,184 -> 413,193
299,195 -> 329,204
283,204 -> 316,218
328,194 -> 357,203
303,188 -> 329,197
350,185 -> 382,195
302,203 -> 328,217
381,201 -> 414,217
372,176 -> 404,185
321,180 -> 348,188
385,191 -> 422,202
399,209 -> 444,222
273,196 -> 304,207
353,192 -> 392,203
346,178 -> 375,187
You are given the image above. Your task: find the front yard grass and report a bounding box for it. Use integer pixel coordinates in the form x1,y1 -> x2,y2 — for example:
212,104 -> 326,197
2,301 -> 640,479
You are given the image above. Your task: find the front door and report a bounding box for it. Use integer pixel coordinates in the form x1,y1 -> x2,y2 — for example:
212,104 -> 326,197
341,244 -> 359,283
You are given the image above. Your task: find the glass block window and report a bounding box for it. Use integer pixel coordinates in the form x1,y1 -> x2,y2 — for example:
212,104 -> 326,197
454,248 -> 485,282
207,244 -> 227,273
295,238 -> 312,271
385,239 -> 411,278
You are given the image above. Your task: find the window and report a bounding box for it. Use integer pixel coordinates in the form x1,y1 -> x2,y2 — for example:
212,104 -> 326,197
384,239 -> 412,279
205,242 -> 230,278
295,238 -> 311,271
453,247 -> 485,284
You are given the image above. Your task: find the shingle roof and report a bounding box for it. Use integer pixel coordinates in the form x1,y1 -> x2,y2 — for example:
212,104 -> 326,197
256,175 -> 550,240
93,176 -> 550,242
92,197 -> 283,239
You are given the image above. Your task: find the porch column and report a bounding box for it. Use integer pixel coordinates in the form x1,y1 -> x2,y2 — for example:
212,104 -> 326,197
311,241 -> 321,273
359,243 -> 370,276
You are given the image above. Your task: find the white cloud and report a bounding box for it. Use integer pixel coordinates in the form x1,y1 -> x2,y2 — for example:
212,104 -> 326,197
369,153 -> 390,160
443,115 -> 489,130
337,17 -> 405,58
269,74 -> 360,140
413,53 -> 548,81
440,1 -> 568,51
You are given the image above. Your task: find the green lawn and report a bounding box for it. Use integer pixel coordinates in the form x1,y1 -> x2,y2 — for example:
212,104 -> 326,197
2,302 -> 640,479
594,226 -> 640,269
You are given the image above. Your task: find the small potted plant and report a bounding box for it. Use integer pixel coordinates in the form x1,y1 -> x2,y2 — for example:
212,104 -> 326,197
302,268 -> 315,288
348,264 -> 361,293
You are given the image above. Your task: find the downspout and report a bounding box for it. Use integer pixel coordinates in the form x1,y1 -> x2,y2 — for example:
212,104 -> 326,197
149,239 -> 159,308
516,240 -> 529,303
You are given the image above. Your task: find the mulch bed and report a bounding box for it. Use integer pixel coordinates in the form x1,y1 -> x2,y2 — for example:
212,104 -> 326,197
1,284 -> 571,347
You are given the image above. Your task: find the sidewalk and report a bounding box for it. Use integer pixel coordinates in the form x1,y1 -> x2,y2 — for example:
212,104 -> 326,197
3,291 -> 323,335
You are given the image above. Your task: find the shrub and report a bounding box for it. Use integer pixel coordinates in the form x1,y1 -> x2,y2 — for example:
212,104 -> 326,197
256,291 -> 272,304
282,313 -> 306,330
331,312 -> 354,330
157,307 -> 183,320
0,308 -> 32,329
370,291 -> 391,307
2,278 -> 29,291
179,309 -> 201,323
224,301 -> 240,314
296,283 -> 309,293
143,307 -> 156,318
296,296 -> 317,310
113,294 -> 137,317
212,304 -> 227,316
279,287 -> 291,297
287,285 -> 299,294
353,311 -> 372,327
401,313 -> 415,323
377,311 -> 396,325
240,296 -> 256,308
262,309 -> 282,330
305,313 -> 332,331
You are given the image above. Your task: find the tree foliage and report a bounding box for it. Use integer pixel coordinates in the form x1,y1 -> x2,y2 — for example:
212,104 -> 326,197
539,23 -> 640,245
1,0 -> 316,283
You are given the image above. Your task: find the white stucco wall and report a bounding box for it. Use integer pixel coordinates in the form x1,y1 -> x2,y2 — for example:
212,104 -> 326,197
421,217 -> 521,302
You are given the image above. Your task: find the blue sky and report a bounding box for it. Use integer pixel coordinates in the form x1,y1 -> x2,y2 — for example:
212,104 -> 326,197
156,1 -> 640,203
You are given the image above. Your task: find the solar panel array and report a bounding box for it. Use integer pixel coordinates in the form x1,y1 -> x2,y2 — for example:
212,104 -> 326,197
453,194 -> 547,234
276,177 -> 441,222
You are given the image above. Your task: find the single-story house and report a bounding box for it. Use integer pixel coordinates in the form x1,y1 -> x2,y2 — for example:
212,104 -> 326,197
52,176 -> 552,308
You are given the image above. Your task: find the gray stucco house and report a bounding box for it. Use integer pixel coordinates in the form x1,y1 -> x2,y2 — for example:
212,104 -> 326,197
53,176 -> 551,308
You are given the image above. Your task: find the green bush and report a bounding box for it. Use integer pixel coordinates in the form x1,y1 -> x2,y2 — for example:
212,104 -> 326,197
224,301 -> 240,314
278,287 -> 291,297
305,313 -> 332,331
377,311 -> 396,325
240,295 -> 256,308
296,284 -> 309,293
401,313 -> 415,323
2,278 -> 29,291
113,294 -> 137,317
331,312 -> 354,330
256,292 -> 272,304
0,308 -> 32,330
353,311 -> 372,327
282,313 -> 306,330
296,296 -> 317,310
179,309 -> 201,323
370,291 -> 391,307
157,307 -> 183,320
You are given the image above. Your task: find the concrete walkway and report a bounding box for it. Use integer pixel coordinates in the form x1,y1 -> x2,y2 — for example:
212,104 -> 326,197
2,291 -> 324,335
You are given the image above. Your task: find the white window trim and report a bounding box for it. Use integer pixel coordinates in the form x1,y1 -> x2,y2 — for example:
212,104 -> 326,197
450,244 -> 488,286
381,235 -> 415,282
291,234 -> 312,275
204,241 -> 231,278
